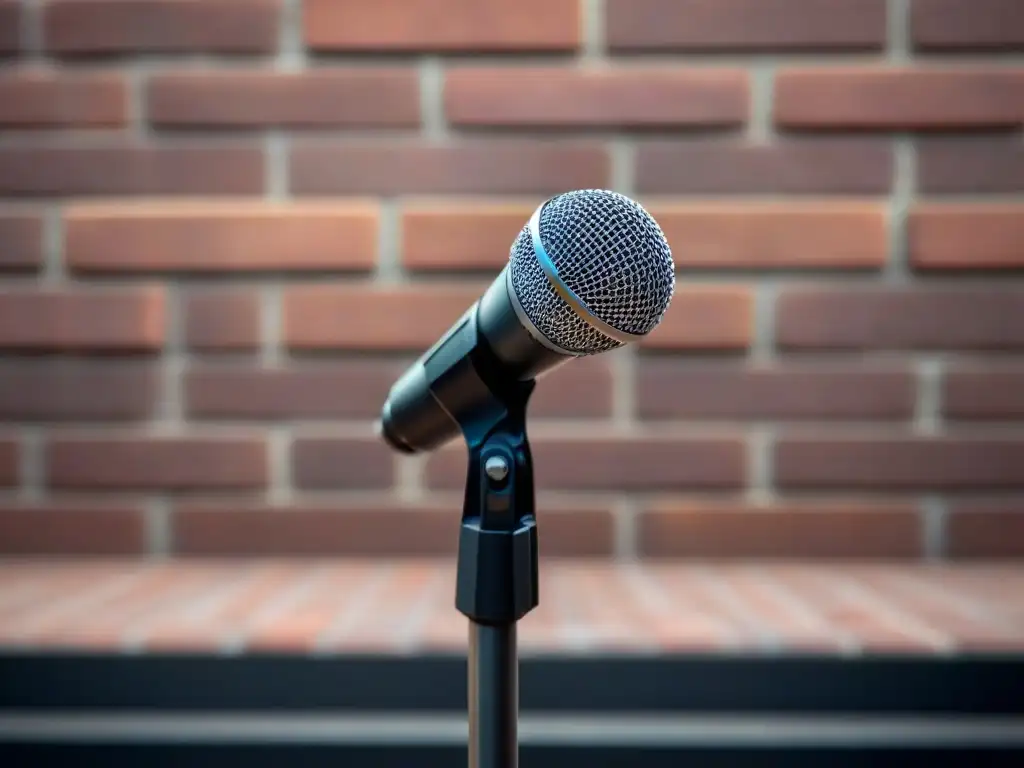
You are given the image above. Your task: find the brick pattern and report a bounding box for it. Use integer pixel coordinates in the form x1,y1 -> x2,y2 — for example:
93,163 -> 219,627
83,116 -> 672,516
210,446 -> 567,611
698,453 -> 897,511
0,561 -> 1020,652
0,0 -> 1021,561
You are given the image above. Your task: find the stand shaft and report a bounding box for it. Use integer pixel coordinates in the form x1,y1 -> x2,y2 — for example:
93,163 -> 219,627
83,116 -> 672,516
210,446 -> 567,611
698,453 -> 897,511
469,622 -> 518,768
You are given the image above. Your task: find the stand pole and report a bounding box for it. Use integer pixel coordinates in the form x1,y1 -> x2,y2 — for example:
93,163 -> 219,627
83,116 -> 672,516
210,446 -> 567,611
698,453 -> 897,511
454,379 -> 539,768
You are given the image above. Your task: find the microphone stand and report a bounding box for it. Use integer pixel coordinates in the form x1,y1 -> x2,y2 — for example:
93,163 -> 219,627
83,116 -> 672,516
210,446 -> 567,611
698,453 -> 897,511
453,376 -> 539,768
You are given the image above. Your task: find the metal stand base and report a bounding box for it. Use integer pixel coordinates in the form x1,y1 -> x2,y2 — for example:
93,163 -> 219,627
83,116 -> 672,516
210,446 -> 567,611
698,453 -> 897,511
454,378 -> 539,768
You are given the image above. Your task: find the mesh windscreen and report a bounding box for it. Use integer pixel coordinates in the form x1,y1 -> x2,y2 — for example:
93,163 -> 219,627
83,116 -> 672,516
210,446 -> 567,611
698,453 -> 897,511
508,190 -> 675,355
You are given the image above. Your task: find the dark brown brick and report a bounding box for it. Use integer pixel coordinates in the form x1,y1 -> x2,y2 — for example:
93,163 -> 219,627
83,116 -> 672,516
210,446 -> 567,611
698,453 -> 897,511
43,0 -> 281,55
0,439 -> 16,486
637,362 -> 914,420
186,361 -> 402,420
0,287 -> 165,352
0,504 -> 146,555
775,68 -> 1024,130
185,290 -> 261,351
608,0 -> 886,52
0,71 -> 127,127
291,437 -> 394,490
635,139 -> 893,195
912,0 -> 1024,51
0,144 -> 264,197
0,1 -> 19,53
649,203 -> 888,269
149,70 -> 420,129
777,288 -> 1024,351
427,436 -> 746,491
910,204 -> 1024,270
638,502 -> 922,559
284,284 -> 480,351
304,0 -> 581,52
289,141 -> 608,196
48,436 -> 268,491
0,212 -> 43,271
775,437 -> 1024,490
66,202 -> 378,273
917,138 -> 1024,194
641,286 -> 753,350
947,503 -> 1024,559
944,366 -> 1024,420
0,361 -> 158,421
174,502 -> 614,558
445,68 -> 749,128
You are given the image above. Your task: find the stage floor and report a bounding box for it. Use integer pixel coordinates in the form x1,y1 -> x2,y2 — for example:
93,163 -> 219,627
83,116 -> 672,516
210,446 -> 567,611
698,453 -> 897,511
0,559 -> 1020,655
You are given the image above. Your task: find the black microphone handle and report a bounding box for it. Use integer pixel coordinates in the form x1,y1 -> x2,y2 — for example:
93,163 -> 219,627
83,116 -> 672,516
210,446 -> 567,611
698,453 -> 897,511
378,266 -> 572,454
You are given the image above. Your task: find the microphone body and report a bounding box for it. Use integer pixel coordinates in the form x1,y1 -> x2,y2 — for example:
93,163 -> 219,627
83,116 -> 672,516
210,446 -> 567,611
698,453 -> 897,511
379,189 -> 676,455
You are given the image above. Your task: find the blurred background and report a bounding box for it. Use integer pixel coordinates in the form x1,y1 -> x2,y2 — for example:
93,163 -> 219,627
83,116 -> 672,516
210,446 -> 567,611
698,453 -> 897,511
0,0 -> 1022,766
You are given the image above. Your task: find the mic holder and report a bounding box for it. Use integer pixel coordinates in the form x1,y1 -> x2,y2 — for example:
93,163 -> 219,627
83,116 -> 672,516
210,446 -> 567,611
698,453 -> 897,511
454,374 -> 539,768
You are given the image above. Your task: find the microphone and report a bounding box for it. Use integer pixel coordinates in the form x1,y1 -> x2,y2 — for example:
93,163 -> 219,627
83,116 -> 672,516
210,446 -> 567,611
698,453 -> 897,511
377,189 -> 676,454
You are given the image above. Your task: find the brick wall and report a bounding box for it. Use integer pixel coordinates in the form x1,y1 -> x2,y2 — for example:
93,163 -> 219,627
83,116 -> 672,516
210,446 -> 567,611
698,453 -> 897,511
0,0 -> 1022,561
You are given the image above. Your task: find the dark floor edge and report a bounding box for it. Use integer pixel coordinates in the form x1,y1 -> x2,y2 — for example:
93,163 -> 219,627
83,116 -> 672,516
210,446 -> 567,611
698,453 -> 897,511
2,653 -> 1023,714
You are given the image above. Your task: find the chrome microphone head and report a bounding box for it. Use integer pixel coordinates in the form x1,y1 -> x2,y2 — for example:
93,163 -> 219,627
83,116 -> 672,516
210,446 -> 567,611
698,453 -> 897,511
507,189 -> 676,356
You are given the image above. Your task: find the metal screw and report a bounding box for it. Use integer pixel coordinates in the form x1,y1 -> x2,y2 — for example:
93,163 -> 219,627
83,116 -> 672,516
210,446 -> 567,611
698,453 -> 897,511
484,456 -> 509,483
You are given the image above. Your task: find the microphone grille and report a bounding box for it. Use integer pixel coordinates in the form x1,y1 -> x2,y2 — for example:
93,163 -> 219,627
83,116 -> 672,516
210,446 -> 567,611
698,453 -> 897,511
508,189 -> 675,355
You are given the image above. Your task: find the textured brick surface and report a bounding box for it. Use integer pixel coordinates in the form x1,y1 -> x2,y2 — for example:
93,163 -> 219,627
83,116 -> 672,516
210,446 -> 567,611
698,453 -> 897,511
0,0 -> 1019,565
0,72 -> 127,128
607,0 -> 887,52
148,71 -> 421,129
303,0 -> 581,52
66,202 -> 379,273
0,213 -> 43,271
43,0 -> 282,55
445,68 -> 749,128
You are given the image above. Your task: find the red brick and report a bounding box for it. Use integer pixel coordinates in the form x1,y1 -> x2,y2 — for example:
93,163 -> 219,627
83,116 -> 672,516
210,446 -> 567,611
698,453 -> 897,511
401,203 -> 531,271
291,438 -> 395,490
917,137 -> 1024,194
0,287 -> 165,352
0,1 -> 19,53
426,436 -> 746,491
608,0 -> 886,52
66,202 -> 378,273
947,503 -> 1024,559
777,288 -> 1024,351
0,71 -> 127,127
47,436 -> 268,491
943,366 -> 1024,420
43,0 -> 281,55
173,503 -> 615,558
184,290 -> 261,351
636,138 -> 893,195
0,439 -> 16,486
638,502 -> 922,559
289,141 -> 608,196
304,0 -> 580,52
649,203 -> 888,269
641,286 -> 753,350
0,504 -> 145,555
912,0 -> 1024,50
637,362 -> 914,420
775,68 -> 1024,130
445,68 -> 748,128
185,361 -> 404,420
0,361 -> 158,421
148,70 -> 420,129
775,437 -> 1024,490
0,212 -> 43,271
530,356 -> 614,419
909,205 -> 1024,270
0,144 -> 264,197
284,284 -> 480,351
